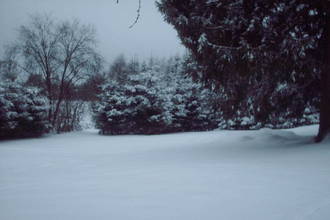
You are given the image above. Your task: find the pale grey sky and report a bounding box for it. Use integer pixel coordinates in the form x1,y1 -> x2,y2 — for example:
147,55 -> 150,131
0,0 -> 185,63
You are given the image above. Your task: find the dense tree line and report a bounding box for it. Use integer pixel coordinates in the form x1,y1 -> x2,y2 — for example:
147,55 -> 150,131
94,53 -> 319,135
0,9 -> 323,139
94,55 -> 218,134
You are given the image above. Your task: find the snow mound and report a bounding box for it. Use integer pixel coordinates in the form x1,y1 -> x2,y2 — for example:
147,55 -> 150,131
260,128 -> 300,141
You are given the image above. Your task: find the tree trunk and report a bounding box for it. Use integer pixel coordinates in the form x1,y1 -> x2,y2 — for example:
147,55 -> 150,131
315,70 -> 330,142
52,97 -> 63,132
315,11 -> 330,143
52,83 -> 65,132
45,73 -> 53,123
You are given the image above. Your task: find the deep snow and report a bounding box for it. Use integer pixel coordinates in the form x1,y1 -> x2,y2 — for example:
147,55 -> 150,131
0,125 -> 330,220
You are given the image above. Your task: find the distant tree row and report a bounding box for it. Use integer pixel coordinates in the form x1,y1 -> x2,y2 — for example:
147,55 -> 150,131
94,53 -> 319,135
94,55 -> 218,134
0,11 -> 322,139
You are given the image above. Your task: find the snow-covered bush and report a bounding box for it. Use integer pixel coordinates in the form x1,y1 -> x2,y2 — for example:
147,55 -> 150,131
94,56 -> 217,135
0,82 -> 49,139
95,74 -> 166,135
166,76 -> 216,132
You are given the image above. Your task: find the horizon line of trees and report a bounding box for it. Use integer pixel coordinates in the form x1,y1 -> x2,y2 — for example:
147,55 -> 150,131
94,54 -> 319,135
0,12 -> 323,140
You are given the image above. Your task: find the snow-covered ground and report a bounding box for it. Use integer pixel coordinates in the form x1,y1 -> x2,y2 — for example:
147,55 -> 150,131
0,125 -> 330,220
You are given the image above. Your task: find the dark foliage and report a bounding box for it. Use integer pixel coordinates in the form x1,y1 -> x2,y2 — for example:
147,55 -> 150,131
157,0 -> 329,140
0,82 -> 49,139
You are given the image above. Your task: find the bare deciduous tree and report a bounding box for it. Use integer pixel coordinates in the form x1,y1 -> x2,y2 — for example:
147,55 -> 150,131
9,14 -> 103,131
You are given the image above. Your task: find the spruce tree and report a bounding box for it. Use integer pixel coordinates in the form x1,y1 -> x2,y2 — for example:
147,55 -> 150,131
157,0 -> 329,141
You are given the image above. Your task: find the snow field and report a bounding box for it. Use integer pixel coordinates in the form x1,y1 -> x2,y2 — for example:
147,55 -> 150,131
0,125 -> 330,220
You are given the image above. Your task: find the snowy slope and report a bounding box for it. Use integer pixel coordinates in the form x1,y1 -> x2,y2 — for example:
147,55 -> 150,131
0,125 -> 330,220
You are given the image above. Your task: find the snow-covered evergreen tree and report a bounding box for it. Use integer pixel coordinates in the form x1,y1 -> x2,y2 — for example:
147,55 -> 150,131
157,0 -> 325,136
0,81 -> 49,139
95,67 -> 166,134
94,55 -> 217,135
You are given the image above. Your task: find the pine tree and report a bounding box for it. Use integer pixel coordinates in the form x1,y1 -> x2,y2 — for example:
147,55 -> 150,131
157,0 -> 329,141
95,55 -> 218,134
95,65 -> 167,134
0,81 -> 49,139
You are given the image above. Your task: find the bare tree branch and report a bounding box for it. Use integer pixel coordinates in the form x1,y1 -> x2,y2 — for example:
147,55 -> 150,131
129,0 -> 141,28
116,0 -> 142,28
